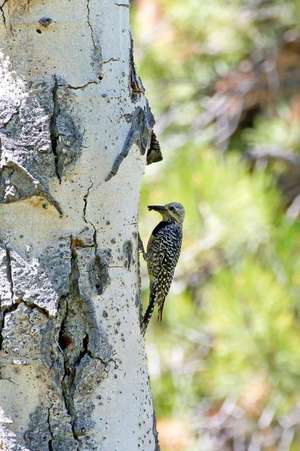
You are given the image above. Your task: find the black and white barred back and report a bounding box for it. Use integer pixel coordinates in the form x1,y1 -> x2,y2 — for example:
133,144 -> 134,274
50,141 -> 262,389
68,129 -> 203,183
141,220 -> 182,334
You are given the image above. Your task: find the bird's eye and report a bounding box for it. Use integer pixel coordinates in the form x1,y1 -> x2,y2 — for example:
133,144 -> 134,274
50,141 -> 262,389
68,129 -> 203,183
169,206 -> 176,212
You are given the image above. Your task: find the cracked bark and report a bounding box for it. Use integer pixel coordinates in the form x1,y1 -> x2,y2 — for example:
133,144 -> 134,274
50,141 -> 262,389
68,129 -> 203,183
5,248 -> 13,300
0,0 -> 8,28
105,105 -> 155,181
0,161 -> 63,216
129,35 -> 145,100
50,75 -> 61,183
86,0 -> 97,51
0,1 -> 159,450
59,245 -> 83,446
64,81 -> 99,90
83,178 -> 98,254
47,405 -> 54,451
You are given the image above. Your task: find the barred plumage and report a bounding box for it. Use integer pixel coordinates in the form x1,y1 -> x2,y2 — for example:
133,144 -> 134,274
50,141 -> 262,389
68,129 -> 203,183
141,202 -> 184,335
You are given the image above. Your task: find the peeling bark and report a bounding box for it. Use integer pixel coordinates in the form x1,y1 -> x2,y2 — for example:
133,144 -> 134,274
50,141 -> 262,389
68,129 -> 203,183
147,130 -> 163,165
129,34 -> 145,100
0,0 -> 158,450
105,105 -> 154,181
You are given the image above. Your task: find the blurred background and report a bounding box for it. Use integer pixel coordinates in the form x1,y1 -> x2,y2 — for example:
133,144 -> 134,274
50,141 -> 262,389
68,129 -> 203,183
133,1 -> 300,450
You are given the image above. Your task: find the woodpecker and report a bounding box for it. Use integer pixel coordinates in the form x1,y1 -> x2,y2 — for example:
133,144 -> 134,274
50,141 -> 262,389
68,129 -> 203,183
141,202 -> 185,335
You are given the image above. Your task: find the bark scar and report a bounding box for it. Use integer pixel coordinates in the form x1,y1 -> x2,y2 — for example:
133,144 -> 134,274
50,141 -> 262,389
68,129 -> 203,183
102,57 -> 120,64
5,247 -> 14,300
129,34 -> 145,99
59,247 -> 81,446
47,405 -> 54,451
50,76 -> 83,182
123,240 -> 133,270
0,300 -> 50,351
0,0 -> 8,29
58,239 -> 113,443
83,177 -> 98,251
64,80 -> 99,90
50,75 -> 62,183
0,160 -> 63,216
105,105 -> 155,181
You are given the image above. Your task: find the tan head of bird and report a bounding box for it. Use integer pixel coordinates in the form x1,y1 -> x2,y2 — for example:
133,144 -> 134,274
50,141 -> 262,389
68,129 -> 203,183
148,202 -> 185,224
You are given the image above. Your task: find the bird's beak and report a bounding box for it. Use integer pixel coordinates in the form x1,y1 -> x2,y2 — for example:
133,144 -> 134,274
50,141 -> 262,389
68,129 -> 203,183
148,205 -> 166,213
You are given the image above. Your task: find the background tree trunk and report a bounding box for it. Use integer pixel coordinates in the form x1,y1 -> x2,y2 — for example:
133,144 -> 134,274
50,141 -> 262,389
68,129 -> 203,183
0,1 -> 158,450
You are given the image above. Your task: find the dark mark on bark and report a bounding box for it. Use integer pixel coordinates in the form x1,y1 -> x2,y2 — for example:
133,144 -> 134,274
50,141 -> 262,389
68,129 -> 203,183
83,179 -> 93,226
0,312 -> 4,350
86,0 -> 103,77
0,0 -> 8,28
123,240 -> 133,270
83,178 -> 98,250
25,406 -> 65,451
50,75 -> 61,183
102,57 -> 120,65
50,76 -> 83,183
152,411 -> 161,451
0,246 -> 13,349
39,16 -> 53,27
59,244 -> 81,445
129,34 -> 145,101
105,105 -> 155,181
89,251 -> 111,295
138,232 -> 147,261
58,238 -> 111,443
65,80 -> 99,90
47,405 -> 54,451
86,0 -> 97,50
5,247 -> 14,300
82,180 -> 112,296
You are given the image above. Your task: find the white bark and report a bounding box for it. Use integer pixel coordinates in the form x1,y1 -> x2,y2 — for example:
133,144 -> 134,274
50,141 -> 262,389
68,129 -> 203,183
0,1 -> 159,450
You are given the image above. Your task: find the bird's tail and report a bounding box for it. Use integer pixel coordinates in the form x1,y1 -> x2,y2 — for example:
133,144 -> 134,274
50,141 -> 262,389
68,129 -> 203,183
157,299 -> 165,322
141,283 -> 157,336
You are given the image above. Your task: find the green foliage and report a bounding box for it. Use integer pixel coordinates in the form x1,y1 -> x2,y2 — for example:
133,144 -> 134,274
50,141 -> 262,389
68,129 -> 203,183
243,111 -> 300,151
204,259 -> 300,398
135,0 -> 300,447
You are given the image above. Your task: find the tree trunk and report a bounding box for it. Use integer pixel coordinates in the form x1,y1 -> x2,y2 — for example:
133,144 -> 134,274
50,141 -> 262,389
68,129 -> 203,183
0,1 -> 159,450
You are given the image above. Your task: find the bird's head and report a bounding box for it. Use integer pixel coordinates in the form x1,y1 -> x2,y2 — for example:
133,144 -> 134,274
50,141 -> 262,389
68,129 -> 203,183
148,202 -> 185,224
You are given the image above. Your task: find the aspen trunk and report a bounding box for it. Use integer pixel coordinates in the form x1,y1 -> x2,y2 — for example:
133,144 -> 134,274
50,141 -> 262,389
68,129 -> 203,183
0,1 -> 159,450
